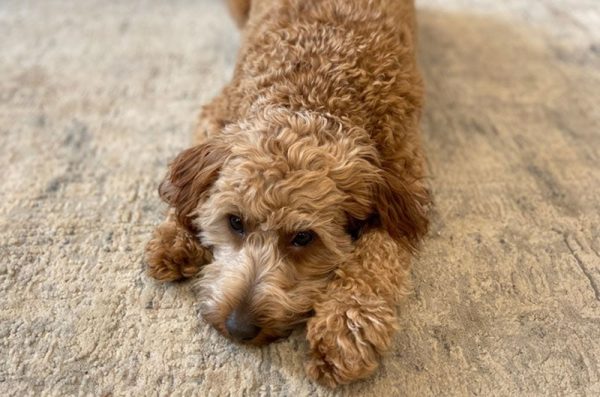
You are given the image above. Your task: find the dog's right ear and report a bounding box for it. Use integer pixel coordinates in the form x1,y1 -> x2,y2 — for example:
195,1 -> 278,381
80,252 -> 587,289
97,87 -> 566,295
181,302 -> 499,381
159,141 -> 228,234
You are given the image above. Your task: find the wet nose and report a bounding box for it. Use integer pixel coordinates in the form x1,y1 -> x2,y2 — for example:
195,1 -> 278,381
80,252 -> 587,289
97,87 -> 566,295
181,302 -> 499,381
225,307 -> 261,342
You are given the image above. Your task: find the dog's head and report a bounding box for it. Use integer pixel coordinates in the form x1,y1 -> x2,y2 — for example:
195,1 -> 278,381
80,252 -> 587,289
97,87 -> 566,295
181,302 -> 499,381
159,109 -> 428,344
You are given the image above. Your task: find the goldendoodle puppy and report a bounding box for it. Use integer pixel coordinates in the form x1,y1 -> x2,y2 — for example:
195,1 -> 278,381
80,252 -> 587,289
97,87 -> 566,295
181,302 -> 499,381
146,0 -> 429,387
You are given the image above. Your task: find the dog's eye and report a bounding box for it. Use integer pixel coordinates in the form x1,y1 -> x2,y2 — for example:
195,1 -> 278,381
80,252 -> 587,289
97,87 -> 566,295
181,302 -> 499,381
291,231 -> 314,247
228,215 -> 244,235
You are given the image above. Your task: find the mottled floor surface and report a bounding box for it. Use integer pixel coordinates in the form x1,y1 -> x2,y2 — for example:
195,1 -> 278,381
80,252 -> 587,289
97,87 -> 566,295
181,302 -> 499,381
1,0 -> 599,395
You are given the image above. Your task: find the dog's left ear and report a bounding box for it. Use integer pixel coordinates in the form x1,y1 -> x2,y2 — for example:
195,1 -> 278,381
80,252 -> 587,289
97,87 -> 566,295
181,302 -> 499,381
159,141 -> 229,234
372,162 -> 430,249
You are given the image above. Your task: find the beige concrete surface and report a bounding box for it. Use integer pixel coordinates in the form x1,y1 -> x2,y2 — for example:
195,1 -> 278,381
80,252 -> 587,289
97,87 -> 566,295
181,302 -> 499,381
1,0 -> 599,395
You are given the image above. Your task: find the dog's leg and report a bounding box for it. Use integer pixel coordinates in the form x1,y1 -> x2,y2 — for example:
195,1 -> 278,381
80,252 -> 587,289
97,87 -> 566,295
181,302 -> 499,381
305,229 -> 412,387
145,213 -> 212,282
226,0 -> 251,28
194,91 -> 234,143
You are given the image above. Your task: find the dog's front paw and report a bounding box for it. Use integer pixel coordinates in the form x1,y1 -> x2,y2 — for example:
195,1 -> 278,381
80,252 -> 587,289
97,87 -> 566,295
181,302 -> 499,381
305,331 -> 377,387
305,297 -> 397,387
145,220 -> 211,281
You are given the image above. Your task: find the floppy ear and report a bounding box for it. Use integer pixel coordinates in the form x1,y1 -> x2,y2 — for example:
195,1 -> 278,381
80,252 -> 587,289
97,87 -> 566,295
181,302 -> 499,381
159,141 -> 228,234
372,161 -> 430,249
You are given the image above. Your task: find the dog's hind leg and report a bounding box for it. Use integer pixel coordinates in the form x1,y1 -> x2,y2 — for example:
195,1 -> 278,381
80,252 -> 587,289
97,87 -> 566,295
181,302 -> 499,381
226,0 -> 251,28
194,88 -> 239,143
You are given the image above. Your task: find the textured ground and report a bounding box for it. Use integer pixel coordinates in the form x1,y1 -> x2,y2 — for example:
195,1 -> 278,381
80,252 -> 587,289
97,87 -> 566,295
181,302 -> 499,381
1,0 -> 599,395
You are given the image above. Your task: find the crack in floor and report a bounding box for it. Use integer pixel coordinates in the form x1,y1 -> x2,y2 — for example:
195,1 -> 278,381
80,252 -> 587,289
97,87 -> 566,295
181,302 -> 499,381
562,233 -> 600,302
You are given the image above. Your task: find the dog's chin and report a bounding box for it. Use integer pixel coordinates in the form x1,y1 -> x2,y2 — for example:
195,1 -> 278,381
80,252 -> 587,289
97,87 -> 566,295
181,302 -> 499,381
208,321 -> 294,346
243,328 -> 293,346
201,311 -> 310,346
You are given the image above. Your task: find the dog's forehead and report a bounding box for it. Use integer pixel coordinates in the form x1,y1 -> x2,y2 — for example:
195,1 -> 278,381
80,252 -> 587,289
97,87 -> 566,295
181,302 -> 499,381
221,158 -> 344,222
213,118 -> 374,227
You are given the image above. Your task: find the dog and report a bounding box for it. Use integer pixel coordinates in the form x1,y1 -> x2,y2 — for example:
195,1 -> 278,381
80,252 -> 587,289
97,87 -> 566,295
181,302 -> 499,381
145,0 -> 429,387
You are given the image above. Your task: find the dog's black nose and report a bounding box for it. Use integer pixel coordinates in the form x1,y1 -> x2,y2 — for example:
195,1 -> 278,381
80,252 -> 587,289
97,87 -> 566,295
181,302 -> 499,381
225,308 -> 261,342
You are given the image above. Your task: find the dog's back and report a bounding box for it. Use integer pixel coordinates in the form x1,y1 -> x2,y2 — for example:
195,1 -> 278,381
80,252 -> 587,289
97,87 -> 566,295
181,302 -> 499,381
223,0 -> 423,157
229,0 -> 417,36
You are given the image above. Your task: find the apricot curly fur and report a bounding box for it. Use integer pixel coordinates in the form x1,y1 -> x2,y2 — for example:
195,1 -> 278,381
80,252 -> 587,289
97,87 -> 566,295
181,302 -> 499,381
306,229 -> 410,386
145,216 -> 213,281
145,0 -> 429,387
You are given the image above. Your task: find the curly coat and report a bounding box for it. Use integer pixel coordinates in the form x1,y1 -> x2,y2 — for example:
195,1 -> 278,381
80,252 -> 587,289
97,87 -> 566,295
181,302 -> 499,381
145,0 -> 429,387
